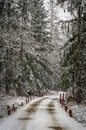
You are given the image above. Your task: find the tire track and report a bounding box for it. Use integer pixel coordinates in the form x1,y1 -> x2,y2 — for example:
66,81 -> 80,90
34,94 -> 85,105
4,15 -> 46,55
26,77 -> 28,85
25,97 -> 53,130
12,98 -> 46,130
47,101 -> 65,130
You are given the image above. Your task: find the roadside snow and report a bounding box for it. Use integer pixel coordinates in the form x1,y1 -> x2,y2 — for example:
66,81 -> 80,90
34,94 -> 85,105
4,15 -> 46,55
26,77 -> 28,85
54,100 -> 86,130
71,105 -> 86,127
0,94 -> 86,130
0,97 -> 41,130
0,97 -> 51,130
58,91 -> 86,126
0,95 -> 86,130
0,95 -> 26,119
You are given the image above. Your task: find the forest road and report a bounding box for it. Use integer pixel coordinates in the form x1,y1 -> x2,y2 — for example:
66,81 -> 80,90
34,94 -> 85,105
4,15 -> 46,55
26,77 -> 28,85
11,96 -> 64,130
10,97 -> 63,130
0,96 -> 86,130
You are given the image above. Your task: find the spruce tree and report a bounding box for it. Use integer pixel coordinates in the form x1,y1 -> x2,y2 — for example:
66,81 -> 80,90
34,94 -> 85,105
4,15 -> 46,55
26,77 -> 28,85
57,0 -> 86,102
0,0 -> 53,95
29,0 -> 49,44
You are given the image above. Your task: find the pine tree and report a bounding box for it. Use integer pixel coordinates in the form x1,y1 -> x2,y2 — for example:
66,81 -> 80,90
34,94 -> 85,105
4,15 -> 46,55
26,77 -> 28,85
0,0 -> 18,29
29,0 -> 49,44
0,0 -> 5,15
57,0 -> 86,102
0,0 -> 53,95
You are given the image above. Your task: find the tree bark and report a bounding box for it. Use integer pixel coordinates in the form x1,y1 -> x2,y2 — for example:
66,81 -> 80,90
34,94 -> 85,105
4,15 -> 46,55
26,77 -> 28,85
76,3 -> 82,89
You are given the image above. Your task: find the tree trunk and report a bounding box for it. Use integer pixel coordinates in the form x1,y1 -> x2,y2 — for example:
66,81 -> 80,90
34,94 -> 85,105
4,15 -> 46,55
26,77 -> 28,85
76,3 -> 82,89
76,2 -> 84,104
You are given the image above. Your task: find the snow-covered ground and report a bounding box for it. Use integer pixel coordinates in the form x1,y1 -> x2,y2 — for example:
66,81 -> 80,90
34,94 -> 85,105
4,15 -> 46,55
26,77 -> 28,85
0,94 -> 27,123
0,94 -> 86,130
58,91 -> 86,127
71,105 -> 86,127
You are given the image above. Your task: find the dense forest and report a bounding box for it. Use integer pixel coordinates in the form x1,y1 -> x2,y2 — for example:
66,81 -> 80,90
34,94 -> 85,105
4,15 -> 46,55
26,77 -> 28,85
57,0 -> 86,103
0,0 -> 86,102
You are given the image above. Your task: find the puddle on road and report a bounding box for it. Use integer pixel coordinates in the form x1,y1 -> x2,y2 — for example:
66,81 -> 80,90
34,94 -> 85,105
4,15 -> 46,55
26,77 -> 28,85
49,126 -> 63,130
47,102 -> 56,114
17,98 -> 45,130
18,99 -> 44,122
18,117 -> 32,120
26,98 -> 44,113
47,102 -> 65,130
47,108 -> 55,114
10,97 -> 51,130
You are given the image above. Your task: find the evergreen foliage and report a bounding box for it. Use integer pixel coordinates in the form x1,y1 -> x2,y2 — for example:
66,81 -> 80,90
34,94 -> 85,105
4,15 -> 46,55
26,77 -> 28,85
29,0 -> 50,44
57,0 -> 86,102
0,0 -> 53,96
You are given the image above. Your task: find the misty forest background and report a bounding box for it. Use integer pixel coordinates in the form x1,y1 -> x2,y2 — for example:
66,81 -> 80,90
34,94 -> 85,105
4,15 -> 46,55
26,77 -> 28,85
0,0 -> 86,103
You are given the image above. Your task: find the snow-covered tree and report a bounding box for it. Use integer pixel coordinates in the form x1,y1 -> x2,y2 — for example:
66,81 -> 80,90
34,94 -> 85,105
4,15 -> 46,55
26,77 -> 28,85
57,0 -> 86,102
0,0 -> 54,96
29,0 -> 50,44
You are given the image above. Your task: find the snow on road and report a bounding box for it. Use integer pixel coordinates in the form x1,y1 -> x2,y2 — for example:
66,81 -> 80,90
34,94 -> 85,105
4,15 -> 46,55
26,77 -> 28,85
0,96 -> 86,130
54,101 -> 86,130
25,98 -> 53,130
